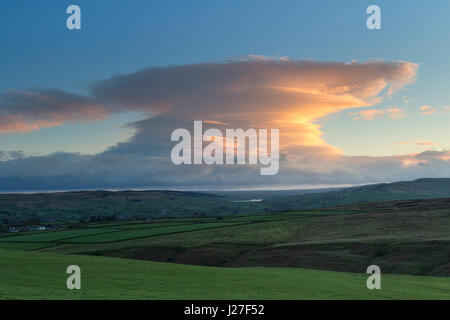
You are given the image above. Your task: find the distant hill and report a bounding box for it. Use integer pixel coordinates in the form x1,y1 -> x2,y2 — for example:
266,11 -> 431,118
208,187 -> 344,199
0,189 -> 268,223
1,178 -> 450,223
264,178 -> 450,211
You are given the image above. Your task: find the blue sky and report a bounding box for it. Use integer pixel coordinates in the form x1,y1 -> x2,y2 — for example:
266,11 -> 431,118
0,1 -> 450,190
1,0 -> 450,156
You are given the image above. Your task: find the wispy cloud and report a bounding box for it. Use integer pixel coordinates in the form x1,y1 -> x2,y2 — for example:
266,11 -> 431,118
420,105 -> 439,115
351,109 -> 385,120
395,140 -> 438,146
419,105 -> 450,115
351,107 -> 405,120
0,89 -> 110,134
386,107 -> 406,119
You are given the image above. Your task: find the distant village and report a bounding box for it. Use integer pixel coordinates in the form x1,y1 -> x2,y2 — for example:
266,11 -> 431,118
1,211 -> 184,234
8,225 -> 56,233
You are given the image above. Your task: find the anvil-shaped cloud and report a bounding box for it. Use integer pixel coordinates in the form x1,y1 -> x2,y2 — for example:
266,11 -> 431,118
2,58 -> 446,191
1,59 -> 417,150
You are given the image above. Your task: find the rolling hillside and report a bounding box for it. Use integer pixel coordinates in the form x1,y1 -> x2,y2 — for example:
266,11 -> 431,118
0,197 -> 448,300
1,178 -> 450,223
0,249 -> 448,299
1,198 -> 448,277
264,178 -> 450,211
0,190 -> 267,223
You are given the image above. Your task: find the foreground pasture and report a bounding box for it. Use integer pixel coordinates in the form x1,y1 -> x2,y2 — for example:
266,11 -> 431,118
0,249 -> 448,300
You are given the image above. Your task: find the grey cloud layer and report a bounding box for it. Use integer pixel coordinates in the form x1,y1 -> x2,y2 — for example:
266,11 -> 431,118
1,149 -> 449,191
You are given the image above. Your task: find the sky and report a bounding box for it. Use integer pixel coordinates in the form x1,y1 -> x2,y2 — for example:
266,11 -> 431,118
1,0 -> 450,191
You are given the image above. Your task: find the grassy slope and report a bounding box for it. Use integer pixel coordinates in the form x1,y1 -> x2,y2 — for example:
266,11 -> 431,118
35,208 -> 449,276
0,249 -> 449,300
0,211 -> 335,249
267,178 -> 450,211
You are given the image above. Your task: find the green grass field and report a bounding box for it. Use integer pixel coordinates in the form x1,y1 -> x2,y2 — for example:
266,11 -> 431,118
1,208 -> 448,277
0,211 -> 334,249
1,205 -> 449,300
61,221 -> 249,243
1,249 -> 448,300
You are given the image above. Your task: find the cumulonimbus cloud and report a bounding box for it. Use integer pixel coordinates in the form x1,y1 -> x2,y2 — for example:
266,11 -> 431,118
1,59 -> 417,149
91,59 -> 417,153
1,58 -> 436,190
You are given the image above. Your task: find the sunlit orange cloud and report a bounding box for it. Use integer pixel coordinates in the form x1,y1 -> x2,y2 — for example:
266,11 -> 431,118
351,109 -> 385,120
203,120 -> 229,126
419,105 -> 450,115
0,89 -> 110,134
0,116 -> 64,134
437,154 -> 450,161
401,158 -> 427,167
1,59 -> 418,159
420,105 -> 438,115
387,107 -> 406,119
416,150 -> 450,161
396,150 -> 450,167
351,107 -> 405,120
417,142 -> 438,146
395,140 -> 438,147
142,60 -> 417,155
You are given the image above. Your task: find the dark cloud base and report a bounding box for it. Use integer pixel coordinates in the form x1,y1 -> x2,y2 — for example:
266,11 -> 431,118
0,150 -> 449,192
